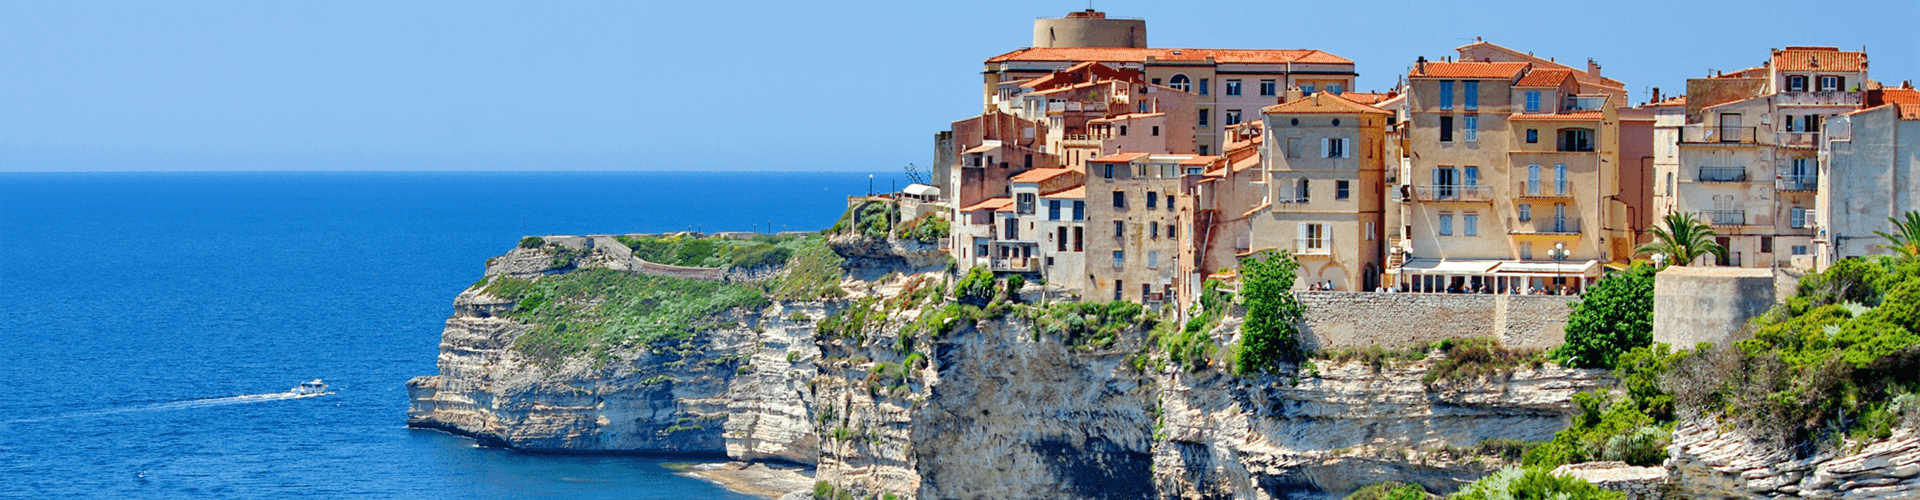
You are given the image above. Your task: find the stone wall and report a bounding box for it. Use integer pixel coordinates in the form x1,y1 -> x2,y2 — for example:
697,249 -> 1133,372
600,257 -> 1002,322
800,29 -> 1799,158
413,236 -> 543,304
1295,291 -> 1576,351
1651,266 -> 1776,348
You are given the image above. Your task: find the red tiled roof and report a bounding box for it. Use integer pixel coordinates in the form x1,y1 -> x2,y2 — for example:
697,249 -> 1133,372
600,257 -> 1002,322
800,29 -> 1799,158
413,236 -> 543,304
1409,61 -> 1529,79
1646,95 -> 1687,107
963,144 -> 998,154
1262,91 -> 1393,115
1515,68 -> 1575,88
1771,47 -> 1867,72
960,197 -> 1013,212
987,47 -> 1352,65
1868,88 -> 1920,107
1010,167 -> 1074,183
1337,92 -> 1396,105
1041,186 -> 1085,199
1090,152 -> 1151,163
1088,112 -> 1165,123
1509,111 -> 1605,121
1179,155 -> 1219,166
1901,104 -> 1920,121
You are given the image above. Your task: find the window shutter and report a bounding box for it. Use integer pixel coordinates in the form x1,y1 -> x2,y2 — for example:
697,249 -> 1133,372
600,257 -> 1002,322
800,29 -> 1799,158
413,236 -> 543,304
1321,138 -> 1331,158
1837,76 -> 1846,91
1298,223 -> 1309,246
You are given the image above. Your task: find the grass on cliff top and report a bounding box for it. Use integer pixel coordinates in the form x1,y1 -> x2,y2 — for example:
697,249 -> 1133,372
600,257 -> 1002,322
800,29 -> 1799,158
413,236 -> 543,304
484,269 -> 770,367
614,233 -> 810,269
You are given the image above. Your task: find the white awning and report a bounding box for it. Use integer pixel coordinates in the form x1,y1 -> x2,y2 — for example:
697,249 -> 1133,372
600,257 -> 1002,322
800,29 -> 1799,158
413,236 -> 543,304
1392,259 -> 1501,275
903,184 -> 941,197
1492,260 -> 1603,276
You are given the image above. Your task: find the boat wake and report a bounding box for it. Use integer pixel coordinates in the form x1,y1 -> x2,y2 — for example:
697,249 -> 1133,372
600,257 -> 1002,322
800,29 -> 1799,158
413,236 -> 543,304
1,389 -> 331,425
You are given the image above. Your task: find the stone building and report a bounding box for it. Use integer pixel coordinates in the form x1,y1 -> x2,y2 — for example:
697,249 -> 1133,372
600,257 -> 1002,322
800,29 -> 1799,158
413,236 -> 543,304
1085,152 -> 1217,306
1250,91 -> 1393,291
1815,84 -> 1920,268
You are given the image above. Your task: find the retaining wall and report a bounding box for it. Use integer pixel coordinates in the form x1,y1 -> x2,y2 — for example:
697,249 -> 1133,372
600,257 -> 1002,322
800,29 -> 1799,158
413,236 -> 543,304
1295,291 -> 1576,351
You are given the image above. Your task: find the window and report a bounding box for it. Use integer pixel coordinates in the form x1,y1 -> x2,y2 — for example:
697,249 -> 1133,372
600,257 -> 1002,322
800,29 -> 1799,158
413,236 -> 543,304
1104,164 -> 1115,179
1151,125 -> 1160,136
1760,236 -> 1773,253
1147,192 -> 1158,209
1553,203 -> 1568,232
1286,138 -> 1303,158
1525,91 -> 1541,112
1792,207 -> 1809,228
1225,109 -> 1242,126
1056,227 -> 1067,251
1169,74 -> 1191,92
1151,78 -> 1161,86
1259,79 -> 1277,96
1463,115 -> 1479,142
1073,201 -> 1085,221
1148,251 -> 1160,269
1518,203 -> 1533,222
1336,180 -> 1350,199
1464,166 -> 1479,187
1198,78 -> 1210,96
1526,129 -> 1538,143
1323,137 -> 1347,158
1560,129 -> 1594,152
1004,216 -> 1019,240
1464,213 -> 1479,236
1114,280 -> 1124,300
1073,226 -> 1083,251
1164,192 -> 1174,210
1439,213 -> 1454,236
1149,221 -> 1159,239
1024,154 -> 1032,168
1048,200 -> 1061,220
1439,81 -> 1455,110
1225,79 -> 1242,96
1297,179 -> 1311,202
1787,75 -> 1808,92
1199,145 -> 1209,155
1167,223 -> 1176,239
1818,75 -> 1842,91
1365,221 -> 1376,241
1113,251 -> 1125,269
1433,167 -> 1458,198
1302,83 -> 1315,94
1521,242 -> 1533,260
1792,245 -> 1809,255
1440,116 -> 1454,142
1114,221 -> 1124,238
1328,83 -> 1343,94
1554,164 -> 1568,194
1112,191 -> 1126,208
1198,109 -> 1210,127
1463,81 -> 1479,110
1119,125 -> 1128,136
1301,223 -> 1326,251
1666,172 -> 1674,196
1016,193 -> 1036,214
1139,100 -> 1149,113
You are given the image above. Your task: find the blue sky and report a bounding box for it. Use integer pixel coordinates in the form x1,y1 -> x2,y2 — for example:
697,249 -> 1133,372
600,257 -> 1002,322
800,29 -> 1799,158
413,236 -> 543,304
3,0 -> 1915,172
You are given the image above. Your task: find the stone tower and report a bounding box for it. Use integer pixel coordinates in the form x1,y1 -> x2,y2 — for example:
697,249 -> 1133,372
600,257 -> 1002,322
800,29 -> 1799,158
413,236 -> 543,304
1031,10 -> 1146,48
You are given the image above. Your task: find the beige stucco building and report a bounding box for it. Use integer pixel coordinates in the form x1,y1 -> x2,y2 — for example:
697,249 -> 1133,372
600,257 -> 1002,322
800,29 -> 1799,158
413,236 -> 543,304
1815,85 -> 1920,268
1085,152 -> 1215,307
1671,47 -> 1867,268
1247,91 -> 1392,291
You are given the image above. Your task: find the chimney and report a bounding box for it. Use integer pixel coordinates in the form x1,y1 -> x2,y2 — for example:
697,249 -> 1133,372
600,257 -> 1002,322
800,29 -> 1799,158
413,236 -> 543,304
1416,56 -> 1427,75
1651,87 -> 1662,103
1588,59 -> 1602,79
1285,87 -> 1305,102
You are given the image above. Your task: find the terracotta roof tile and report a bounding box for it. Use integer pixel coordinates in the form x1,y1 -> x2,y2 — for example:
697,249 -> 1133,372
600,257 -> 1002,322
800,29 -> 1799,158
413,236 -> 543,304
1509,111 -> 1605,121
1261,92 -> 1393,115
1041,186 -> 1085,199
1901,104 -> 1920,121
960,197 -> 1013,212
1868,88 -> 1920,107
1646,95 -> 1687,107
1336,92 -> 1396,105
1010,167 -> 1074,183
1515,68 -> 1575,88
1090,152 -> 1152,163
1771,47 -> 1867,72
1409,61 -> 1529,79
988,47 -> 1352,65
1179,155 -> 1219,166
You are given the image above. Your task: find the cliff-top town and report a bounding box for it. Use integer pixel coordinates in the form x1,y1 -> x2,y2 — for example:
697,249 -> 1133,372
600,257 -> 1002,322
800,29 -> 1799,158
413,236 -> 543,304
878,9 -> 1920,311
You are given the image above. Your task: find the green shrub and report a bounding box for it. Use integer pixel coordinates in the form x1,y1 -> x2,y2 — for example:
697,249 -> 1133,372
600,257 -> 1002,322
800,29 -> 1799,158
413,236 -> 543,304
1450,467 -> 1623,500
1344,481 -> 1429,500
768,240 -> 847,300
519,236 -> 545,248
812,481 -> 833,500
484,269 -> 770,367
895,213 -> 951,243
1422,337 -> 1545,385
1553,264 -> 1655,369
953,267 -> 997,305
1234,251 -> 1304,375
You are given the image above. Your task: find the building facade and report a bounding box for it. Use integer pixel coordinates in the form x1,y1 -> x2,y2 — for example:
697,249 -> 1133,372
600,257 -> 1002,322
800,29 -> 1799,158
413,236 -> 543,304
1250,91 -> 1392,291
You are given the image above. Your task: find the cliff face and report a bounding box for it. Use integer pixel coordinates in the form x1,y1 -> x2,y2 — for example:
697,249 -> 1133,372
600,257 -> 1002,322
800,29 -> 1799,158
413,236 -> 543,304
1667,420 -> 1920,499
407,236 -> 1609,499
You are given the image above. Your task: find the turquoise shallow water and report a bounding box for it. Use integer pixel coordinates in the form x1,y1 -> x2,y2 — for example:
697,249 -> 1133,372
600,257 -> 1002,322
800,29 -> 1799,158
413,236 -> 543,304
0,171 -> 892,499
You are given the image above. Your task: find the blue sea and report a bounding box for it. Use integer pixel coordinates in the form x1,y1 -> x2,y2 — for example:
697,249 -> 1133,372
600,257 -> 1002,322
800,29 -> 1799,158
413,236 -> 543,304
0,171 -> 897,499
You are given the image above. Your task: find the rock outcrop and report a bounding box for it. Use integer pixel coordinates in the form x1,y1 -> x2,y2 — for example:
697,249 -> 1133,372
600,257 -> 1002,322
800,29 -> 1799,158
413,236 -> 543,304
1668,420 -> 1920,499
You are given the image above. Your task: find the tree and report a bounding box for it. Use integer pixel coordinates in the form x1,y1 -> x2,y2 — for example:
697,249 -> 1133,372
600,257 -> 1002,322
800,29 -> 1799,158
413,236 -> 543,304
1552,264 -> 1657,369
1873,211 -> 1920,259
1234,251 -> 1305,375
1635,212 -> 1727,266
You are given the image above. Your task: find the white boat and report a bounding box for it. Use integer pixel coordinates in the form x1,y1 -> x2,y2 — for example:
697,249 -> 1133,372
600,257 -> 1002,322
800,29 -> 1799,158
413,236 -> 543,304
290,379 -> 329,396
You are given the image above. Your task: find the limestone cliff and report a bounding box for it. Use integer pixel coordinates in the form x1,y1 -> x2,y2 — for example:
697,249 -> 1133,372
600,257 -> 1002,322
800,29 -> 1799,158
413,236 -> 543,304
1667,420 -> 1920,499
407,234 -> 1611,499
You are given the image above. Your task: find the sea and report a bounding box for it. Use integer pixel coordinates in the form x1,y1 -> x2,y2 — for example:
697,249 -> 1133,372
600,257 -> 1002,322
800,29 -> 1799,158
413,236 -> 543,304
0,171 -> 903,499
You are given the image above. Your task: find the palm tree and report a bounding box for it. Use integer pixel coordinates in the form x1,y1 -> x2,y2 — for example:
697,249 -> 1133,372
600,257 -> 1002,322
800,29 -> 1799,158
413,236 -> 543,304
1873,211 -> 1920,259
1635,212 -> 1728,266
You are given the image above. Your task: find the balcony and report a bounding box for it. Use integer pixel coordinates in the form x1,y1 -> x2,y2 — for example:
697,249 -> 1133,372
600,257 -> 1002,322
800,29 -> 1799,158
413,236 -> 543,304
1143,291 -> 1172,305
991,257 -> 1040,272
1516,180 -> 1575,198
1703,209 -> 1746,226
1295,236 -> 1332,255
1047,101 -> 1110,114
1778,175 -> 1818,192
1775,91 -> 1862,107
1698,166 -> 1749,183
1681,125 -> 1757,144
1060,134 -> 1102,148
1509,217 -> 1581,235
1411,185 -> 1493,202
1775,132 -> 1820,149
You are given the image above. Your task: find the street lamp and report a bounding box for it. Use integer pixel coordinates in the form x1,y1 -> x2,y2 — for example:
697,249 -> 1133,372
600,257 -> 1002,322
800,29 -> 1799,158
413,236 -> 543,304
1548,242 -> 1570,294
1651,252 -> 1667,268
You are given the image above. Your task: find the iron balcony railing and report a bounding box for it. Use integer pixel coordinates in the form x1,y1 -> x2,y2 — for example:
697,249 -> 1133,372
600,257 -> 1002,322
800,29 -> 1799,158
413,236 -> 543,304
1778,175 -> 1818,191
1517,180 -> 1575,198
1698,166 -> 1749,183
1703,209 -> 1746,226
1680,125 -> 1758,144
1412,185 -> 1493,202
1508,217 -> 1581,234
